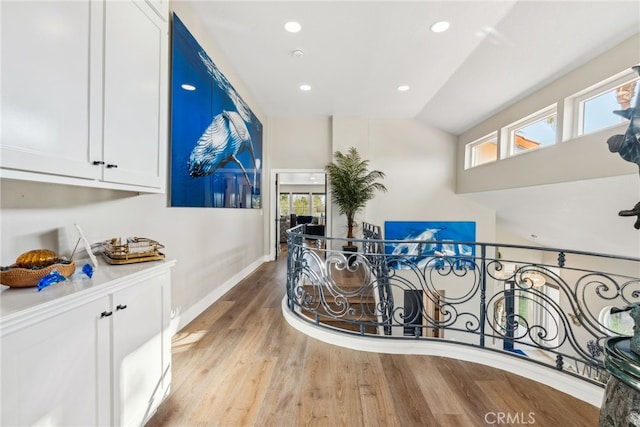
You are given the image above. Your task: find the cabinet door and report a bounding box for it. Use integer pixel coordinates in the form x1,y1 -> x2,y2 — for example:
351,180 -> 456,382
0,1 -> 102,180
112,271 -> 171,426
102,0 -> 166,189
0,297 -> 111,426
144,0 -> 169,21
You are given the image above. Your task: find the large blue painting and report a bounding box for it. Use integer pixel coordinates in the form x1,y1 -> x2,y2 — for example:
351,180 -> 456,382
170,13 -> 262,208
384,221 -> 476,269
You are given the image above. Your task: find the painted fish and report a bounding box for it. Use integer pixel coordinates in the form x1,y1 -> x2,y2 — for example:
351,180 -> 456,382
187,110 -> 257,191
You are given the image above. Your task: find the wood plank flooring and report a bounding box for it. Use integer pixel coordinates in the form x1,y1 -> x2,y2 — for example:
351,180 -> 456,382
147,253 -> 600,427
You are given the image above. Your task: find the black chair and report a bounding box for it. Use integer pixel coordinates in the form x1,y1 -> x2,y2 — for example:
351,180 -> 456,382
296,215 -> 314,226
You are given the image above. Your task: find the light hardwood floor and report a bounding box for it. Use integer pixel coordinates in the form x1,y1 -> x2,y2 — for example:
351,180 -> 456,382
147,253 -> 600,427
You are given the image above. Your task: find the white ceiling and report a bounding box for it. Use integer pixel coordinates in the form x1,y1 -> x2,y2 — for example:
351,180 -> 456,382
279,172 -> 325,186
187,0 -> 639,134
185,0 -> 640,257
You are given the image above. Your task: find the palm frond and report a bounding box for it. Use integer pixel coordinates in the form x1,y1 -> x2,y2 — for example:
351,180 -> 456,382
325,147 -> 387,238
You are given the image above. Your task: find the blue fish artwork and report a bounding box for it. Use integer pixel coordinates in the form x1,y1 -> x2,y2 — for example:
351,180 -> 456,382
608,65 -> 640,229
170,13 -> 263,208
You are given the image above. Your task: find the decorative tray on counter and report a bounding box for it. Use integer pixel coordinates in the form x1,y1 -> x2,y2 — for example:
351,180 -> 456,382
101,237 -> 165,265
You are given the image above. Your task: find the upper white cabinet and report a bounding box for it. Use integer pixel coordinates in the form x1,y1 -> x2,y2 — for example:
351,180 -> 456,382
102,0 -> 166,189
144,0 -> 169,21
0,0 -> 168,193
0,1 -> 101,181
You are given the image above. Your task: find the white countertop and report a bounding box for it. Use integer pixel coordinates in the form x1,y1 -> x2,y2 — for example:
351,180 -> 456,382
0,256 -> 176,325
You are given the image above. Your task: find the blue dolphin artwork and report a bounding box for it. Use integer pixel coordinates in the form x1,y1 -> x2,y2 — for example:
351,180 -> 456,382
170,14 -> 262,208
608,65 -> 640,228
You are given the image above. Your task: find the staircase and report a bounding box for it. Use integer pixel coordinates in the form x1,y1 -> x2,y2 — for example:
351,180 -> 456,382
299,262 -> 379,335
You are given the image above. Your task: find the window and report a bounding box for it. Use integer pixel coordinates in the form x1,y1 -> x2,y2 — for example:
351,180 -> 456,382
292,193 -> 310,215
461,69 -> 639,170
279,193 -> 290,216
311,194 -> 325,217
281,191 -> 326,218
505,105 -> 557,157
465,133 -> 497,169
573,73 -> 640,137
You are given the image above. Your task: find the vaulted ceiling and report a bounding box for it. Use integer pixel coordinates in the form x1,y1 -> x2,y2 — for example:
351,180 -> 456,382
187,0 -> 639,134
185,1 -> 640,257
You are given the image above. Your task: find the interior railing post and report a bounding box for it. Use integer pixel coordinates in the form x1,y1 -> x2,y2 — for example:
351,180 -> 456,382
480,244 -> 487,348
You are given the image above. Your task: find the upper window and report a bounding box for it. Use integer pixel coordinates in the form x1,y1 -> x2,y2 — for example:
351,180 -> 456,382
505,105 -> 557,157
462,68 -> 639,171
570,70 -> 640,138
465,132 -> 497,169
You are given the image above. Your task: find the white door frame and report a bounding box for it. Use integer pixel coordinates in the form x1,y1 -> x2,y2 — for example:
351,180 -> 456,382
269,168 -> 328,261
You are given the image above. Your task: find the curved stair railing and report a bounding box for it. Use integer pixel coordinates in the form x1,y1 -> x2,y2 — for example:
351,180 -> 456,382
285,222 -> 640,388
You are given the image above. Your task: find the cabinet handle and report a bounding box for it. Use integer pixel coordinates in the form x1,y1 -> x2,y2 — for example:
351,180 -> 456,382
106,164 -> 118,169
92,160 -> 105,166
116,304 -> 128,311
100,311 -> 113,318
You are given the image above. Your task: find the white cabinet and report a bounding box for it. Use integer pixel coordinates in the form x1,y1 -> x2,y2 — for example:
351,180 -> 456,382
101,0 -> 167,189
112,269 -> 171,426
144,0 -> 170,21
1,296 -> 111,426
0,1 -> 101,181
0,260 -> 175,427
0,0 -> 168,193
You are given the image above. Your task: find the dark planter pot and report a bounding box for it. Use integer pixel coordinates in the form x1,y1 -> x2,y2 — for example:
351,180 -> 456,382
342,245 -> 358,266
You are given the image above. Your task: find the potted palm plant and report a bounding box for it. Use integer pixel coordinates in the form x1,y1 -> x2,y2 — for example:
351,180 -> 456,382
325,147 -> 387,250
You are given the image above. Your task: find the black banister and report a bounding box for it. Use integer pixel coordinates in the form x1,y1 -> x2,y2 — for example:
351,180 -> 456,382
284,221 -> 640,388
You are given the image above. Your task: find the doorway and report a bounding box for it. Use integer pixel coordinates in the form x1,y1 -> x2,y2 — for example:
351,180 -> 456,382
271,170 -> 327,260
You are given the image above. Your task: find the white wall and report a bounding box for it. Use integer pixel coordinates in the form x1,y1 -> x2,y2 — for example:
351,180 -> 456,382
329,117 -> 496,241
0,2 -> 269,333
269,118 -> 332,169
457,33 -> 640,194
268,116 -> 497,257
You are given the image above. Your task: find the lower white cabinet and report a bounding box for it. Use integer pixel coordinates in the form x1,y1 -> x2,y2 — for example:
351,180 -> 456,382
0,260 -> 174,427
1,296 -> 111,426
112,270 -> 171,426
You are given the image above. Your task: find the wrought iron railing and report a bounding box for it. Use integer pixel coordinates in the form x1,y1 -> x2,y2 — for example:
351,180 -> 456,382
285,223 -> 640,387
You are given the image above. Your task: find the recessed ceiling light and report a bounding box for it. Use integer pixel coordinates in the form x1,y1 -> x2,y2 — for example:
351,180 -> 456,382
299,84 -> 312,91
292,49 -> 304,57
430,21 -> 450,33
181,84 -> 196,91
397,85 -> 410,92
284,21 -> 302,33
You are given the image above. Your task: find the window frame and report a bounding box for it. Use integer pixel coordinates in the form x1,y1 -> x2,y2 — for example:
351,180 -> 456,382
464,132 -> 498,169
567,68 -> 639,139
503,104 -> 557,159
